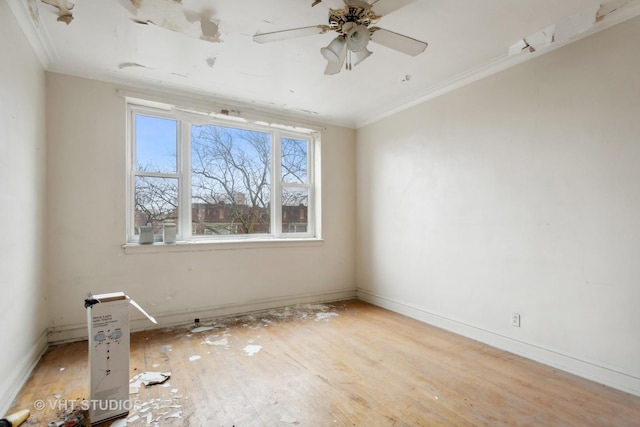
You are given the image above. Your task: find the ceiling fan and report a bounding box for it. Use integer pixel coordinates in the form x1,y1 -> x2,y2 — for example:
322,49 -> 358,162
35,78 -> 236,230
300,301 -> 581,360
253,0 -> 428,75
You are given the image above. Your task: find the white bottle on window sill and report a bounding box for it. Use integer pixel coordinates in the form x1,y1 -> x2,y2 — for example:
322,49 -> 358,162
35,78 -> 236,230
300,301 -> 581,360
163,222 -> 177,244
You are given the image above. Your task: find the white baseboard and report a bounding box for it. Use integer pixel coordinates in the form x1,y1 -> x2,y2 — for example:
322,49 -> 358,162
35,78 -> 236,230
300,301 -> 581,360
357,288 -> 640,398
48,288 -> 357,344
0,329 -> 49,416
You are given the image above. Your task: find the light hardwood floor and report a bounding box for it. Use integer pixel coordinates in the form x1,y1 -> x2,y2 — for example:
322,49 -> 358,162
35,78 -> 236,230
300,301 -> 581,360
7,300 -> 640,426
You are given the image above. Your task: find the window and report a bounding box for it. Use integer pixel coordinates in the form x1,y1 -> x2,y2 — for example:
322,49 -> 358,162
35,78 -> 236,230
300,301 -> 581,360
127,103 -> 319,244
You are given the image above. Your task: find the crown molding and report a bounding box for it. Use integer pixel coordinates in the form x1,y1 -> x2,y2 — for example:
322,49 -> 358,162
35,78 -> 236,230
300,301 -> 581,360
355,2 -> 640,129
7,0 -> 57,69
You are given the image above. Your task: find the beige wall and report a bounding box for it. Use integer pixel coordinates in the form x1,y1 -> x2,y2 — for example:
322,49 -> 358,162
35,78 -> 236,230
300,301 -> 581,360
45,73 -> 357,341
357,16 -> 640,395
0,0 -> 48,411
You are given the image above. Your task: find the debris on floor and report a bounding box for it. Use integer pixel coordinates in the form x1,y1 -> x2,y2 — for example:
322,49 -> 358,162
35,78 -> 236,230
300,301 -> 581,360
243,344 -> 263,356
187,302 -> 343,331
123,397 -> 186,426
128,375 -> 187,426
129,372 -> 171,394
47,405 -> 87,427
279,413 -> 299,425
201,336 -> 228,346
180,303 -> 345,359
191,325 -> 215,333
315,312 -> 339,322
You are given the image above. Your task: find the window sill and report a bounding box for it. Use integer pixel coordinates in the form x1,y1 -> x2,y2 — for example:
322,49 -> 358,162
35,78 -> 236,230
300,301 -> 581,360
121,238 -> 324,254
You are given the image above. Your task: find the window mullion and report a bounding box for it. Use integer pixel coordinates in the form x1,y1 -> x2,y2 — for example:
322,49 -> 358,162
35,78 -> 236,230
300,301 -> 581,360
127,107 -> 136,242
310,133 -> 319,238
179,121 -> 192,241
272,130 -> 282,237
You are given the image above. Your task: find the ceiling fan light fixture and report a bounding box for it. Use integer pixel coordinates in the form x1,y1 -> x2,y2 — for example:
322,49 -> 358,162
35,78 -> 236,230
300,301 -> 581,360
321,35 -> 346,63
346,25 -> 371,52
352,47 -> 372,66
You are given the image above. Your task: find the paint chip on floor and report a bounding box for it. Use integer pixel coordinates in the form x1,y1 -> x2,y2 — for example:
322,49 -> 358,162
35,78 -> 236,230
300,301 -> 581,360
315,312 -> 338,321
202,337 -> 228,346
189,355 -> 201,362
279,413 -> 298,424
244,344 -> 262,356
131,372 -> 171,388
191,326 -> 215,333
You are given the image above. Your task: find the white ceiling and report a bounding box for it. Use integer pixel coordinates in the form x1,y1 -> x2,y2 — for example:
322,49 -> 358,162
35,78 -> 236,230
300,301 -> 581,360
10,0 -> 640,128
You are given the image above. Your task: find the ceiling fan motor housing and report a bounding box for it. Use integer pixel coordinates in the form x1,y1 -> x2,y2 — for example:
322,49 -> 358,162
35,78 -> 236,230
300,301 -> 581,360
328,2 -> 380,35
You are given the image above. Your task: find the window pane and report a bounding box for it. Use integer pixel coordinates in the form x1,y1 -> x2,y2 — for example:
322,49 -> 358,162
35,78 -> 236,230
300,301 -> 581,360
282,189 -> 308,234
135,114 -> 177,174
191,124 -> 271,235
281,137 -> 308,184
134,176 -> 178,235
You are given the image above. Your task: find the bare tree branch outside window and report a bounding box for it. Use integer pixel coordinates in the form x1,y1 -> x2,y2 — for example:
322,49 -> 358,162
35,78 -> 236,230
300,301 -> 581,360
281,137 -> 309,233
133,114 -> 179,236
134,174 -> 178,235
191,125 -> 271,235
131,111 -> 314,241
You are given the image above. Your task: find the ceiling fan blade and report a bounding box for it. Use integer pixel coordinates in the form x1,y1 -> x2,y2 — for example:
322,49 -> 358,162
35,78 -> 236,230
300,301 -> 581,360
370,28 -> 427,56
368,0 -> 417,16
253,25 -> 328,43
320,0 -> 346,10
324,45 -> 347,75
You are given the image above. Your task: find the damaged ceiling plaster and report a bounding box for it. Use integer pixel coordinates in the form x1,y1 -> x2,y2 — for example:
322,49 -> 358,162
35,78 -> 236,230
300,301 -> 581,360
17,0 -> 640,128
38,0 -> 223,42
130,0 -> 222,43
510,0 -> 632,54
41,0 -> 74,24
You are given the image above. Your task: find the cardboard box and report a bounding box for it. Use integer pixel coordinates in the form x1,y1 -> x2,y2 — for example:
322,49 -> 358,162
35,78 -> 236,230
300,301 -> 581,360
85,292 -> 156,424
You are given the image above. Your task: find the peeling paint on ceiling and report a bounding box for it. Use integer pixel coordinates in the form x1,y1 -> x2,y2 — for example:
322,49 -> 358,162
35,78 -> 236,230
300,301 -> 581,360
597,0 -> 630,21
119,62 -> 150,70
41,0 -> 74,25
27,0 -> 40,27
129,0 -> 221,43
13,0 -> 640,128
509,0 -> 634,56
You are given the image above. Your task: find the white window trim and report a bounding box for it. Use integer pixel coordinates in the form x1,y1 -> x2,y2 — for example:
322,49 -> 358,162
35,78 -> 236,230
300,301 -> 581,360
125,99 -> 322,249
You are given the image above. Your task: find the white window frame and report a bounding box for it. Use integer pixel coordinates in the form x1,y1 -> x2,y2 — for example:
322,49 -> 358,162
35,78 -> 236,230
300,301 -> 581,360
126,102 -> 320,245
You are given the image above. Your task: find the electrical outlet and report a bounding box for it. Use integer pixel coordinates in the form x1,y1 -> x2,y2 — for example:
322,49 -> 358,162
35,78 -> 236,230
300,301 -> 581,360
511,313 -> 521,327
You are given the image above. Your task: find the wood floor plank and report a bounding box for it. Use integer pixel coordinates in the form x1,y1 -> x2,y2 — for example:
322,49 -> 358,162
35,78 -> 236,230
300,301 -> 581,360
6,300 -> 640,426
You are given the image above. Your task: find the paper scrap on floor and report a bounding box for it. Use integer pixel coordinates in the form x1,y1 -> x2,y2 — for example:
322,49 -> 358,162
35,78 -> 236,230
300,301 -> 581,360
129,372 -> 171,394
